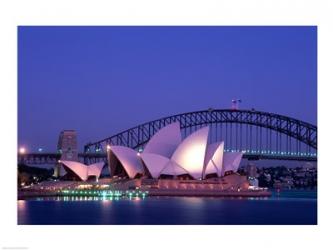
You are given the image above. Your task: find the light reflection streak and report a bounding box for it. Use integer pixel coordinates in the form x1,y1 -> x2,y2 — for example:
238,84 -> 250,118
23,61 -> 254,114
17,200 -> 26,209
26,196 -> 145,202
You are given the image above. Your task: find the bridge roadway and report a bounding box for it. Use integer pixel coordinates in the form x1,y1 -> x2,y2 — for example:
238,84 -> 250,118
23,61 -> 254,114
17,152 -> 317,165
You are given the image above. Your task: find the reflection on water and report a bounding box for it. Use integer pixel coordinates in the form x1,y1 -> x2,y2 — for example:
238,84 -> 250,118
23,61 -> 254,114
31,196 -> 146,202
21,190 -> 317,203
17,199 -> 26,208
18,190 -> 317,225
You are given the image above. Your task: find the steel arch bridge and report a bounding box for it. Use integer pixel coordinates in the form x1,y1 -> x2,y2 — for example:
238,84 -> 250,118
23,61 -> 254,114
84,109 -> 317,161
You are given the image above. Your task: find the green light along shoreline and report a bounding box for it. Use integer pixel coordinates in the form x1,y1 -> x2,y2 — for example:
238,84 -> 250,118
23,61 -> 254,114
58,189 -> 149,198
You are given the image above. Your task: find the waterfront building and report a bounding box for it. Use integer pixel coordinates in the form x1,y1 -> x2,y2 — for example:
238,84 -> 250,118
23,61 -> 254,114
248,177 -> 259,187
57,122 -> 246,193
107,122 -> 243,180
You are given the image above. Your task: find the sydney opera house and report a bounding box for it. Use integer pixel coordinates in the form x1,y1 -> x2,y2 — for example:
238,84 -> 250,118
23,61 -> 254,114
61,122 -> 244,183
107,122 -> 243,181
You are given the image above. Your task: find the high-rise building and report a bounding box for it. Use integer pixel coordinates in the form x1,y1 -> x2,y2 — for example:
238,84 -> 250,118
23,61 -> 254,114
54,130 -> 78,177
246,164 -> 259,188
246,163 -> 257,178
57,130 -> 78,161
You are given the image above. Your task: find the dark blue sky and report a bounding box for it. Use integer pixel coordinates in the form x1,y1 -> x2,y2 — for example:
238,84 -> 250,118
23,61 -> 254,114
18,26 -> 317,152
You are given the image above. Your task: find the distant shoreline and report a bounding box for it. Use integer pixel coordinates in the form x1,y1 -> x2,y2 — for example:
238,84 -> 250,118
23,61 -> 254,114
18,189 -> 272,199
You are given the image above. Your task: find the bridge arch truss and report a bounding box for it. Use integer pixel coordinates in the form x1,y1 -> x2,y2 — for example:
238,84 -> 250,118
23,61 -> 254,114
84,109 -> 317,160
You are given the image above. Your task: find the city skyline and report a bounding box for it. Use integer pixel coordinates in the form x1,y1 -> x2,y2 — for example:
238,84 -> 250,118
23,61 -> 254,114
18,26 -> 317,152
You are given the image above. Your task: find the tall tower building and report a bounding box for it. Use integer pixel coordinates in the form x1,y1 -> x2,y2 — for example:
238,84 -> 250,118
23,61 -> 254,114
246,163 -> 258,178
54,130 -> 78,177
57,130 -> 78,161
246,163 -> 259,187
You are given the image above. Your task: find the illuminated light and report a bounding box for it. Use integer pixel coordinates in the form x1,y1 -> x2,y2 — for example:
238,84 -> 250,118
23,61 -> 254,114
38,147 -> 43,152
106,145 -> 111,150
171,127 -> 209,179
137,152 -> 141,156
19,147 -> 26,154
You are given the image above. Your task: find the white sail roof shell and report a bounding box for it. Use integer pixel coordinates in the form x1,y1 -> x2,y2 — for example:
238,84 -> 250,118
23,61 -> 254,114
159,160 -> 190,176
222,152 -> 243,176
109,146 -> 144,178
143,122 -> 182,158
60,160 -> 89,181
140,153 -> 170,178
204,142 -> 220,167
60,160 -> 105,181
204,142 -> 224,177
88,162 -> 105,178
171,126 -> 209,179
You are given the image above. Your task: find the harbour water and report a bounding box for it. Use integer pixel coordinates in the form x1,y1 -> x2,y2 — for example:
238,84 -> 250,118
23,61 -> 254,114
17,190 -> 317,225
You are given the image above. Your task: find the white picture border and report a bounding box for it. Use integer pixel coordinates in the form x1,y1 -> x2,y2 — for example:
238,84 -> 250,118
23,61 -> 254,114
0,0 -> 332,250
